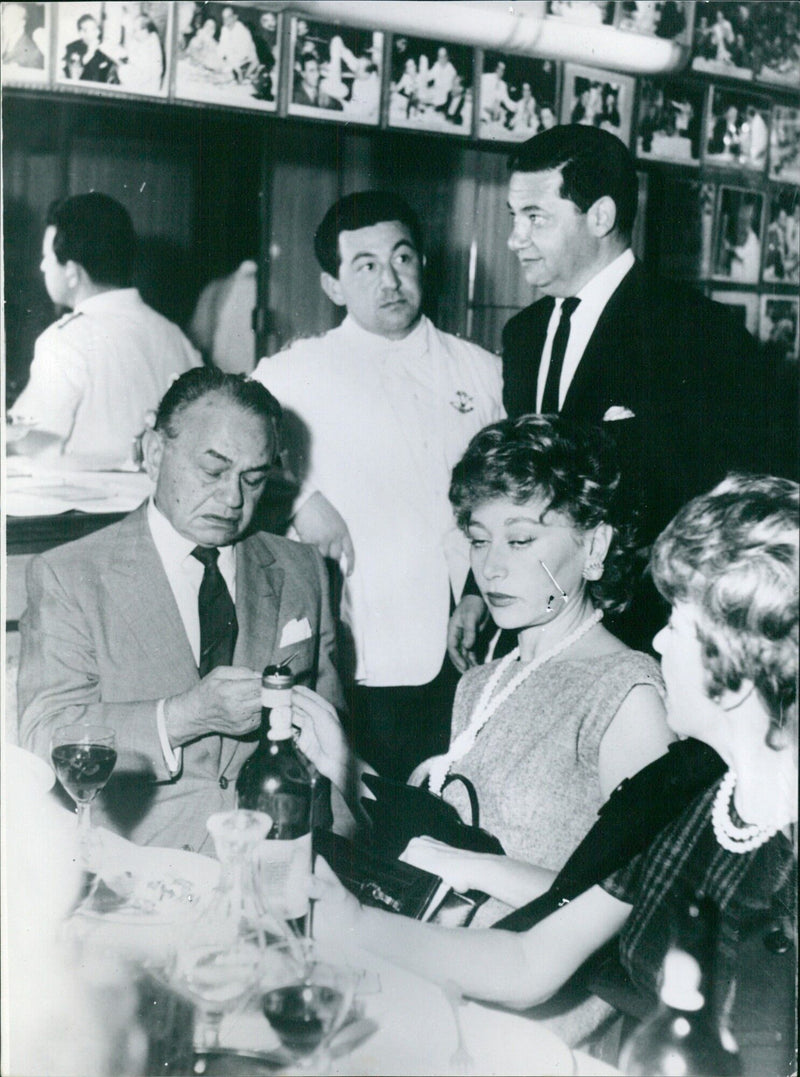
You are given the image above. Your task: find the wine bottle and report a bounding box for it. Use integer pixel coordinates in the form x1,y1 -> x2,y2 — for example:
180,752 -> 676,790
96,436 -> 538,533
236,664 -> 313,921
621,898 -> 743,1076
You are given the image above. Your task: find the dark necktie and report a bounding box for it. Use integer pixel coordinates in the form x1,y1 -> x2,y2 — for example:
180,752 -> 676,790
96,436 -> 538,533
191,546 -> 238,677
541,297 -> 580,414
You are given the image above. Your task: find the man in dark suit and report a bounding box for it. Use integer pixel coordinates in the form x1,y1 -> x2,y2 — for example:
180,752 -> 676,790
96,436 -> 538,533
18,369 -> 344,852
449,123 -> 795,665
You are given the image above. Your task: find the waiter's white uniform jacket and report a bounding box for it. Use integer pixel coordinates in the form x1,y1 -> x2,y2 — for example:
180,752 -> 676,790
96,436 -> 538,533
10,288 -> 201,464
253,315 -> 504,687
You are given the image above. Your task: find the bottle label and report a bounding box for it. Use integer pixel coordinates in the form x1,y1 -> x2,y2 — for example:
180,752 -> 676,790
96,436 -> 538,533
262,686 -> 292,709
267,705 -> 293,741
252,833 -> 311,920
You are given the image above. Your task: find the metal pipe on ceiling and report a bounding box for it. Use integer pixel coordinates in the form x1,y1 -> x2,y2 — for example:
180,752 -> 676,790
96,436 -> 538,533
264,0 -> 687,75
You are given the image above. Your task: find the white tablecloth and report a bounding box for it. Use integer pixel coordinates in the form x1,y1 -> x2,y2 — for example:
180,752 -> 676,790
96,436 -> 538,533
5,461 -> 153,516
218,939 -> 619,1076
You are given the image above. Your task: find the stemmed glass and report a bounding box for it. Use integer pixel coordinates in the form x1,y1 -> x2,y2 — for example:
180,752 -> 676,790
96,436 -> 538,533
260,948 -> 357,1074
50,723 -> 117,855
169,936 -> 263,1050
168,810 -> 272,1051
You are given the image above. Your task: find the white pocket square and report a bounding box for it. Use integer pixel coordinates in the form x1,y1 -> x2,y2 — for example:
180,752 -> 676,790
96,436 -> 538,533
279,617 -> 312,648
603,406 -> 636,422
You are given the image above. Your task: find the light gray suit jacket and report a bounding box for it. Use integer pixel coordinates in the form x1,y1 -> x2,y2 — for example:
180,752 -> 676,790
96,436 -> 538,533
18,503 -> 344,852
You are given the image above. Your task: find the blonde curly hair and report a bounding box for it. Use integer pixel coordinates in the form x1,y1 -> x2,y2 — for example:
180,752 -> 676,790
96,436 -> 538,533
651,473 -> 798,747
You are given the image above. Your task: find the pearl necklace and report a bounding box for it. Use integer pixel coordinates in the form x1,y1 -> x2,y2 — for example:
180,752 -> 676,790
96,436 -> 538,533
427,609 -> 603,795
711,769 -> 790,854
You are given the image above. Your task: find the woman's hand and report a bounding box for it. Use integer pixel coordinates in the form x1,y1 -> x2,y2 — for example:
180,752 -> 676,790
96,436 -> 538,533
407,755 -> 440,788
310,855 -> 363,941
291,685 -> 352,790
400,836 -> 484,893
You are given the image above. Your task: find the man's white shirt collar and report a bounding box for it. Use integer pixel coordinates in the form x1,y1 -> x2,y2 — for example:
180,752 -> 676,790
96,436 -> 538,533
537,249 -> 635,412
74,288 -> 142,315
340,313 -> 429,356
570,247 -> 635,313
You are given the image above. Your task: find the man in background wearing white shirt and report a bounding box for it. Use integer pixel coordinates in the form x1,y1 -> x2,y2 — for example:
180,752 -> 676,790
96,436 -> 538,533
253,191 -> 504,780
449,123 -> 796,667
218,4 -> 257,81
18,369 -> 343,851
8,192 -> 201,467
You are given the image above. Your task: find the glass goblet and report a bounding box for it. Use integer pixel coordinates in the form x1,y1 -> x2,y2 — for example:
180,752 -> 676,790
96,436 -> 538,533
50,724 -> 117,855
261,955 -> 356,1073
170,935 -> 263,1050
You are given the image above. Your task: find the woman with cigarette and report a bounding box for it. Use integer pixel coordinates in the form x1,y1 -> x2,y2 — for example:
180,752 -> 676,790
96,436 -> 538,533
294,415 -> 671,919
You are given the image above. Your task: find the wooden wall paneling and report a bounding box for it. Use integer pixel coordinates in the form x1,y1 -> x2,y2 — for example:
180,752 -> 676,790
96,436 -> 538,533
68,123 -> 198,327
263,124 -> 342,352
470,148 -> 537,352
2,100 -> 65,401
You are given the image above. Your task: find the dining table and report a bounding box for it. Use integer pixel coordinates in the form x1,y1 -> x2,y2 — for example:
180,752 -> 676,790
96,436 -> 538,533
65,826 -> 620,1077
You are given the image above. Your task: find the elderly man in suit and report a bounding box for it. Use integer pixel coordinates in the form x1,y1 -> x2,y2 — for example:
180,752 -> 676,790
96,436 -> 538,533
18,368 -> 344,852
449,123 -> 796,665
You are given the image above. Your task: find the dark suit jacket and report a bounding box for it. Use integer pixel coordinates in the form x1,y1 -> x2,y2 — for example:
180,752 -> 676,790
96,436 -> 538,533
502,261 -> 797,545
18,503 -> 344,852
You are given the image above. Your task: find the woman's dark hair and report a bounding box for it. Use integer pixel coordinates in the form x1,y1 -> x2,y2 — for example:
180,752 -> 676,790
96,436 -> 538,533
508,124 -> 638,240
449,414 -> 638,614
651,473 -> 798,745
46,192 -> 135,288
313,190 -> 424,277
155,368 -> 282,452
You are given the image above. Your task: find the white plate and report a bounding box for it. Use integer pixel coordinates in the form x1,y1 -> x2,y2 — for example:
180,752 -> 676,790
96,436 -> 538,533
84,829 -> 220,923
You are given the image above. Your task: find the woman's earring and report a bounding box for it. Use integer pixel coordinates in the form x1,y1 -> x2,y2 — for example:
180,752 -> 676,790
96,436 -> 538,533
582,558 -> 604,581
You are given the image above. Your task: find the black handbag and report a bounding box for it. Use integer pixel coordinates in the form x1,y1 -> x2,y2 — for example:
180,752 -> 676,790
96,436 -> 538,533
359,770 -> 505,860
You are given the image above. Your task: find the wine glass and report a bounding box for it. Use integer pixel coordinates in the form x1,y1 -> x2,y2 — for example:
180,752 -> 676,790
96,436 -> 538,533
50,723 -> 117,855
169,935 -> 263,1050
261,951 -> 357,1073
164,810 -> 272,1051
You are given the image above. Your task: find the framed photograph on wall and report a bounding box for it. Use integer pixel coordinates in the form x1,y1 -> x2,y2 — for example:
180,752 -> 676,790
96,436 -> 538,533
705,87 -> 769,172
635,78 -> 703,165
175,3 -> 279,111
55,1 -> 171,96
1,1 -> 49,84
388,34 -> 473,135
546,2 -> 615,25
617,0 -> 693,43
691,1 -> 754,79
709,288 -> 759,336
759,295 -> 799,362
762,188 -> 800,286
477,51 -> 557,143
712,185 -> 764,284
770,106 -> 800,185
560,64 -> 635,147
751,2 -> 800,87
655,178 -> 715,280
287,16 -> 383,125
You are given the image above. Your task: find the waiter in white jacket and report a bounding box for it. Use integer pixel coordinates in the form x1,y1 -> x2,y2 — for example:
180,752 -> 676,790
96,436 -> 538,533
253,191 -> 504,779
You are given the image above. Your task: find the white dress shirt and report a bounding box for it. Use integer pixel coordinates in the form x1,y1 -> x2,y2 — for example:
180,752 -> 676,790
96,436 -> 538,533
536,249 -> 635,412
253,315 -> 504,686
10,288 -> 201,464
147,499 -> 236,772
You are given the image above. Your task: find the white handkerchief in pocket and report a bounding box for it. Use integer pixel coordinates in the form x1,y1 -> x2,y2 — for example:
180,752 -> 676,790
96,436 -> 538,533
279,617 -> 312,648
603,405 -> 636,422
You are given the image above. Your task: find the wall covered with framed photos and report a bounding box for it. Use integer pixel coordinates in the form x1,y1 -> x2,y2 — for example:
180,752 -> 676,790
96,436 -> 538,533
3,1 -> 799,367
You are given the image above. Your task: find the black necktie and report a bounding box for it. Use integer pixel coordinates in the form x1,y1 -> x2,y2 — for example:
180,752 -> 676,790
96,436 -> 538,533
541,297 -> 580,414
191,546 -> 238,677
